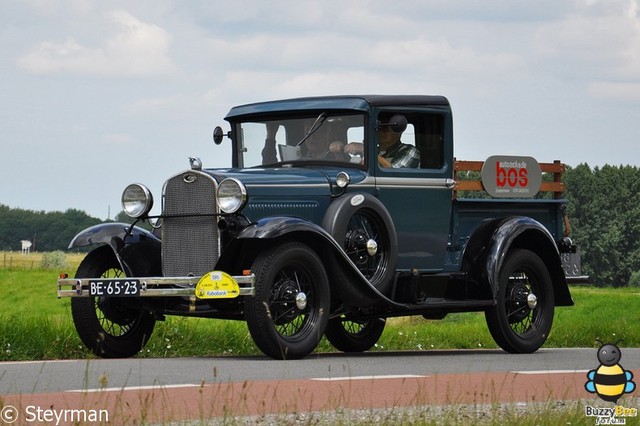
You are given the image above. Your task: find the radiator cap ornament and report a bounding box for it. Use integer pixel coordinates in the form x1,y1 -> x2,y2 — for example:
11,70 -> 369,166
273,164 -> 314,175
189,157 -> 202,171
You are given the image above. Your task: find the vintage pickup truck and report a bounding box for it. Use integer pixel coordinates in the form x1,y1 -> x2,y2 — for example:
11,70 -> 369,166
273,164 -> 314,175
57,95 -> 586,360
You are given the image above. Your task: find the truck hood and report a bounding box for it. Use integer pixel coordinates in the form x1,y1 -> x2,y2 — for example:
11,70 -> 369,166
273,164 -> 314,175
204,167 -> 368,223
206,166 -> 367,196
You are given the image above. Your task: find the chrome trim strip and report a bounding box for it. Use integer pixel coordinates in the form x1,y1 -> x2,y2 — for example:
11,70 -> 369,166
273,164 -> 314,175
354,176 -> 454,189
57,275 -> 256,298
246,183 -> 328,189
247,176 -> 453,190
355,176 -> 376,186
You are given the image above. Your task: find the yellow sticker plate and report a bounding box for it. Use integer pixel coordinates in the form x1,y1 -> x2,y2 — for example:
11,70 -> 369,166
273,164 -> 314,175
195,271 -> 240,299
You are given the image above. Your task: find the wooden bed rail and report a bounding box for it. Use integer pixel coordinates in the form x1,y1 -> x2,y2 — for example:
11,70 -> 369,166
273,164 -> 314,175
453,159 -> 566,198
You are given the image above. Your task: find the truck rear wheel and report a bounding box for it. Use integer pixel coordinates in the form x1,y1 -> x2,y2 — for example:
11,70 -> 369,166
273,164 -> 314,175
71,246 -> 156,358
325,317 -> 386,353
485,249 -> 554,353
245,242 -> 330,360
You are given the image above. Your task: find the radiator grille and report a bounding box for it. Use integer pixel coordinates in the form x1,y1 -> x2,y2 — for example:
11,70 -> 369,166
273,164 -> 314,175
161,171 -> 219,277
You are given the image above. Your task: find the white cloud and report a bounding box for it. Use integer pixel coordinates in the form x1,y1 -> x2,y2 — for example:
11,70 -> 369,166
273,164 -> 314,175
369,37 -> 522,76
18,9 -> 175,77
534,0 -> 640,86
588,81 -> 640,101
4,0 -> 640,219
103,132 -> 135,145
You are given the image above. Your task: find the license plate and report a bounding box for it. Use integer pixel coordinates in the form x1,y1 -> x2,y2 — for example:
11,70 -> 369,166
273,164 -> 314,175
88,279 -> 141,297
561,252 -> 582,277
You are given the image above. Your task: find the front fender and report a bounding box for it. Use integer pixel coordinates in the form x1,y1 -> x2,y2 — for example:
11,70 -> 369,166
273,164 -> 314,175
69,223 -> 160,275
235,216 -> 332,240
69,222 -> 159,250
225,216 -> 405,309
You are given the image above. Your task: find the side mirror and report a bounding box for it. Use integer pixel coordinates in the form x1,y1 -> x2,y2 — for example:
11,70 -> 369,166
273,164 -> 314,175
213,126 -> 226,145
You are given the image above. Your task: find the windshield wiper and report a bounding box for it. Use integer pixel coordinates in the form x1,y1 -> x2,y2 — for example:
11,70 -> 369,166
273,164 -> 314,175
296,113 -> 327,147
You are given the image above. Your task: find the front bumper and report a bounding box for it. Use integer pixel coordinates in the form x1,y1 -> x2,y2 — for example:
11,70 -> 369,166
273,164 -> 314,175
57,274 -> 256,298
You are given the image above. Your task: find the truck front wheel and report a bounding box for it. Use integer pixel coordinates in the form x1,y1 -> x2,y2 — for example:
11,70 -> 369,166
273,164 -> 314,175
70,246 -> 156,358
245,242 -> 330,360
485,249 -> 554,353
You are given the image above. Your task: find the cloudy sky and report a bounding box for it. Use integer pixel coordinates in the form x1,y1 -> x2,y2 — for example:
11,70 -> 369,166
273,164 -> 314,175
2,0 -> 640,219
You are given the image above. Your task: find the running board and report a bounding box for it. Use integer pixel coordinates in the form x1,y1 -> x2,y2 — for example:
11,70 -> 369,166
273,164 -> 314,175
411,298 -> 494,311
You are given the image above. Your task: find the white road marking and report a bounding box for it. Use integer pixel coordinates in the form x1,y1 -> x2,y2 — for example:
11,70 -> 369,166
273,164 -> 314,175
511,370 -> 590,374
310,374 -> 427,381
0,360 -> 76,365
66,384 -> 201,393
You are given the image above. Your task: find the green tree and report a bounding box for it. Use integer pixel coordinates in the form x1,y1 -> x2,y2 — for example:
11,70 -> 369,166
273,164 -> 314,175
564,164 -> 640,286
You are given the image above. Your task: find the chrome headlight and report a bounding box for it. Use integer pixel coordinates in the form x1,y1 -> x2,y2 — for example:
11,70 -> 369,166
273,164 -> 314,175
122,183 -> 154,218
336,171 -> 351,188
217,178 -> 247,213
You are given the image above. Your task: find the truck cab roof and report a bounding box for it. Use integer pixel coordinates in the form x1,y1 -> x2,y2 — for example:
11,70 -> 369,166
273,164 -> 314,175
225,95 -> 451,119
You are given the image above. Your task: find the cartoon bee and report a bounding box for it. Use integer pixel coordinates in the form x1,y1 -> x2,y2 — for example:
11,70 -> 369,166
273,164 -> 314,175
585,339 -> 636,403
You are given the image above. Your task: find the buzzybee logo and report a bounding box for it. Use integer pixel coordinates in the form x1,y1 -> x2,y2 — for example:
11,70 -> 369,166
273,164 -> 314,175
584,340 -> 637,425
585,340 -> 635,403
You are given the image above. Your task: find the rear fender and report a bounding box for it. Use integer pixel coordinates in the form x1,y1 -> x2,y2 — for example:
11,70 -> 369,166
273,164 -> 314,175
69,223 -> 160,276
463,216 -> 573,306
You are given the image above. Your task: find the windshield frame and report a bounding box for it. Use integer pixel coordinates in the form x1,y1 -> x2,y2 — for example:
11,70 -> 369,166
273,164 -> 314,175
230,111 -> 367,169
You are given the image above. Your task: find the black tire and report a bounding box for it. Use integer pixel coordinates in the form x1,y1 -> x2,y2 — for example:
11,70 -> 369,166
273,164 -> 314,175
485,249 -> 554,353
244,242 -> 330,360
325,317 -> 386,353
323,194 -> 397,296
71,246 -> 156,358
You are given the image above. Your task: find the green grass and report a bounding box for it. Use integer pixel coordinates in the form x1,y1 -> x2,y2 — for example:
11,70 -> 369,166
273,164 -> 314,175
1,263 -> 639,361
2,263 -> 638,424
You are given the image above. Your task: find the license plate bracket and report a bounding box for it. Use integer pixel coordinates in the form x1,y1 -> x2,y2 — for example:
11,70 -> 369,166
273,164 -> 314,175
561,252 -> 582,278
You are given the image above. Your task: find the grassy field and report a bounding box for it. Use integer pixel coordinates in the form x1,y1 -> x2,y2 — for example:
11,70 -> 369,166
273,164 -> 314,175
1,253 -> 639,424
0,251 -> 639,361
0,250 -> 85,271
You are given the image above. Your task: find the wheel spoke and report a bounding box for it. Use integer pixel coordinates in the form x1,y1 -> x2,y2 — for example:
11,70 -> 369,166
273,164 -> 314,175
344,212 -> 386,280
505,272 -> 540,335
343,321 -> 365,334
268,267 -> 315,337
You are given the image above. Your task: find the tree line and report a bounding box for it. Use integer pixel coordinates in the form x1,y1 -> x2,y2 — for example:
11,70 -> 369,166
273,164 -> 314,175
1,163 -> 639,286
0,205 -> 137,253
0,205 -> 101,253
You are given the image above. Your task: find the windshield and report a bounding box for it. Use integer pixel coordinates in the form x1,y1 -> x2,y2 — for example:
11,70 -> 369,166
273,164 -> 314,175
235,113 -> 365,168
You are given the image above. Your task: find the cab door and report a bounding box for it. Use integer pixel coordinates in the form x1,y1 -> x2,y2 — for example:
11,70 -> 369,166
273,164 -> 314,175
373,109 -> 454,272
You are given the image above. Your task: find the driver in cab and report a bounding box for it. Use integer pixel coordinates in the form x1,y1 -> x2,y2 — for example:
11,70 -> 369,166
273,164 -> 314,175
344,113 -> 420,168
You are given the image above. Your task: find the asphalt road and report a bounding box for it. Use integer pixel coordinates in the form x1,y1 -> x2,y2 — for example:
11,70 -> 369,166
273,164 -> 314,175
2,348 -> 634,395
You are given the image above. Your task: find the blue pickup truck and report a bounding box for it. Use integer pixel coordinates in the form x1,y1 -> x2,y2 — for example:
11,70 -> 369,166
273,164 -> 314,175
57,95 -> 586,360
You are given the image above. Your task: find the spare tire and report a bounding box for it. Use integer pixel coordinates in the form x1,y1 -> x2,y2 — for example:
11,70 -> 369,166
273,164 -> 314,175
322,193 -> 398,297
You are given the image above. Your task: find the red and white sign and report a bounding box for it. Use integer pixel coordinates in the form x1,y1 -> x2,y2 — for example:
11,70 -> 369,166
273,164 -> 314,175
480,155 -> 542,198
